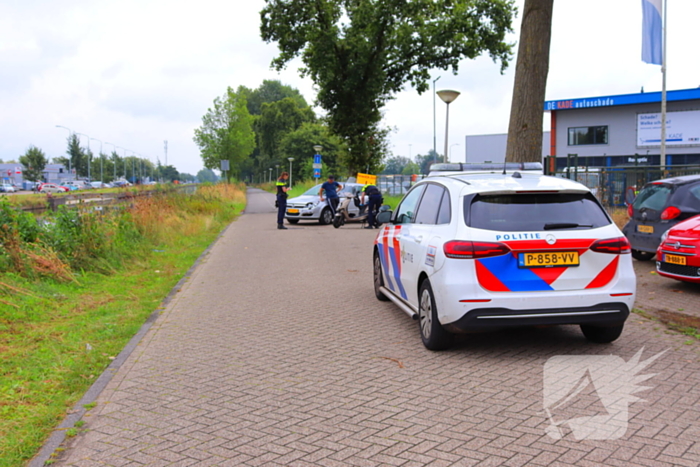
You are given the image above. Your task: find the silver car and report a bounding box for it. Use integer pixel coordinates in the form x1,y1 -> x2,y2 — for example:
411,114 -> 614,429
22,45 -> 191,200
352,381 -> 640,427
285,182 -> 364,225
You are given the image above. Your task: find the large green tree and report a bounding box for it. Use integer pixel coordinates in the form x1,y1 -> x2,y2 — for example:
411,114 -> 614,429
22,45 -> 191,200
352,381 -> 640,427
18,146 -> 48,182
194,86 -> 256,180
260,0 -> 515,175
245,80 -> 309,116
257,97 -> 316,160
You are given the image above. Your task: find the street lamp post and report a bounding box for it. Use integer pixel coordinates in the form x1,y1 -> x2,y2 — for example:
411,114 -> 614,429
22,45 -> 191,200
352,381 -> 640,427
269,168 -> 273,183
55,125 -> 73,176
90,138 -> 103,183
432,76 -> 441,163
76,132 -> 91,180
288,157 -> 294,188
275,164 -> 279,179
437,89 -> 461,163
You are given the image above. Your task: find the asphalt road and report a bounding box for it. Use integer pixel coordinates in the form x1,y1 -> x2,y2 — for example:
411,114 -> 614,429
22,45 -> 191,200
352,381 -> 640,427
47,188 -> 700,466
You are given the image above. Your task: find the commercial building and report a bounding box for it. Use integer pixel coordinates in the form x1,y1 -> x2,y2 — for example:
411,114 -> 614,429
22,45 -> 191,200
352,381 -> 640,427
0,163 -> 73,188
545,87 -> 700,169
459,88 -> 700,170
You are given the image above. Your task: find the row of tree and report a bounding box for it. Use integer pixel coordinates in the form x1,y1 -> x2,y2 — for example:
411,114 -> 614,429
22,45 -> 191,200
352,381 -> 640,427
381,151 -> 446,176
194,80 -> 360,185
14,135 -> 197,184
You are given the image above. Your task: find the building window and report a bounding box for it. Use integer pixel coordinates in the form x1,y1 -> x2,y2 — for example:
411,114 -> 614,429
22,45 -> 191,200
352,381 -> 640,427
568,126 -> 608,145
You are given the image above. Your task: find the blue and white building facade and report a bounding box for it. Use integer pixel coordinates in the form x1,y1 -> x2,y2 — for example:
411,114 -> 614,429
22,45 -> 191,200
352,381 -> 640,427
0,163 -> 73,188
545,87 -> 700,169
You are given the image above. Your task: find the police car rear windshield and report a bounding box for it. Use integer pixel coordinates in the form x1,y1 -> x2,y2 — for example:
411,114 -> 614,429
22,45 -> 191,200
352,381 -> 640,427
465,193 -> 611,231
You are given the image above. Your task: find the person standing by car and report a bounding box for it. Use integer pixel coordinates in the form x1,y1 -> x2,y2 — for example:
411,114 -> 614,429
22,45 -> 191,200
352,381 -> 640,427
319,175 -> 343,215
360,183 -> 383,229
276,172 -> 291,230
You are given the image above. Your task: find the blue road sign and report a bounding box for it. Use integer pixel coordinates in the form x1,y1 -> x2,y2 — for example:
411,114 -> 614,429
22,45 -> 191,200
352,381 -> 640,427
314,155 -> 322,164
313,168 -> 321,178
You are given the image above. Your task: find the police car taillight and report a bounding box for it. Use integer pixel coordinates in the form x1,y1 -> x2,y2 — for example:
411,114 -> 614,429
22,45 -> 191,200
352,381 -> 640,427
590,237 -> 631,254
443,241 -> 511,259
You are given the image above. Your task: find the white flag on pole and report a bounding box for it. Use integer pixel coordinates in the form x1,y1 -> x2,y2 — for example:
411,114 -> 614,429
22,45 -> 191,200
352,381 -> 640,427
641,0 -> 663,65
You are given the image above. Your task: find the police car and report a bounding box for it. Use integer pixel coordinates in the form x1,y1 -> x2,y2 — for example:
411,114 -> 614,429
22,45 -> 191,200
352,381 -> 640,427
373,165 -> 636,350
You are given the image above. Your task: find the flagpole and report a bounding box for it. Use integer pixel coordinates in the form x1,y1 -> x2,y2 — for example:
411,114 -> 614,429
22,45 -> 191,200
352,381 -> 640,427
660,0 -> 667,171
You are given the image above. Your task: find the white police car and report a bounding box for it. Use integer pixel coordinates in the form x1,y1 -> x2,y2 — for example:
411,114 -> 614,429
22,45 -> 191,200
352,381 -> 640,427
373,167 -> 636,350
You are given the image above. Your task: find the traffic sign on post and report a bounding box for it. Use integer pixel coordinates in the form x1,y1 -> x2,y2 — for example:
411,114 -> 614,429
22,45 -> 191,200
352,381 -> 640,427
314,155 -> 322,164
313,168 -> 321,178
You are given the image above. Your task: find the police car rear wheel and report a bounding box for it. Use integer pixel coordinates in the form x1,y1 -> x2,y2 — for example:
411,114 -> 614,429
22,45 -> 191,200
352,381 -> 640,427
374,252 -> 389,301
319,207 -> 333,225
580,323 -> 624,343
418,280 -> 454,351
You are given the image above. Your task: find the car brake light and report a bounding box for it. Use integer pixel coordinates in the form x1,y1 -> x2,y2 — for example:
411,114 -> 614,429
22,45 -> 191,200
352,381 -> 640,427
590,237 -> 631,254
627,204 -> 633,218
444,241 -> 511,259
660,206 -> 681,220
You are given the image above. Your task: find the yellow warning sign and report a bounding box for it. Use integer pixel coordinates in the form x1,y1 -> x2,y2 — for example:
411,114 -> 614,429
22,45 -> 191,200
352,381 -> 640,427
356,173 -> 377,185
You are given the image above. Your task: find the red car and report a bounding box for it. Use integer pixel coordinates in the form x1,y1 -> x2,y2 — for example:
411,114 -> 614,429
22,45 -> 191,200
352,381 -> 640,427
656,214 -> 700,283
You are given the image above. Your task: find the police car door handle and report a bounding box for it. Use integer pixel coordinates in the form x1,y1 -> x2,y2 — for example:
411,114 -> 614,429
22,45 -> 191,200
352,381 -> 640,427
414,235 -> 423,244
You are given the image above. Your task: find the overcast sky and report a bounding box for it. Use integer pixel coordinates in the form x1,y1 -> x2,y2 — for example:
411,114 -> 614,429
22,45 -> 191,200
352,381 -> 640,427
1,0 -> 698,175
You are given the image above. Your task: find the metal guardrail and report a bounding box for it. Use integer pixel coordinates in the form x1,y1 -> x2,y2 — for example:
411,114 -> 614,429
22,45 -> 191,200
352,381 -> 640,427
554,165 -> 700,207
373,166 -> 700,208
376,175 -> 427,196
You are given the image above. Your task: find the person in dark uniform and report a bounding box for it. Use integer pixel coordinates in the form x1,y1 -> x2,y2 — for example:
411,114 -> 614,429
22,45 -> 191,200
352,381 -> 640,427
276,172 -> 290,229
360,183 -> 383,229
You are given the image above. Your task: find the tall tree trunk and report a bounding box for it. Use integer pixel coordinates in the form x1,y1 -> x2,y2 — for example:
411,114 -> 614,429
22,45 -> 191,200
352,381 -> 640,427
505,0 -> 554,163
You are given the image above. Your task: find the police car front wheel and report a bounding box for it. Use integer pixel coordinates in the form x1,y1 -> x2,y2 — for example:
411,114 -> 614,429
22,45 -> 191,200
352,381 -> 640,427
418,279 -> 454,351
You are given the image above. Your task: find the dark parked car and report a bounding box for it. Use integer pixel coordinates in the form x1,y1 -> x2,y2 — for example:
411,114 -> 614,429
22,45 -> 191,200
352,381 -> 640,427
622,174 -> 700,260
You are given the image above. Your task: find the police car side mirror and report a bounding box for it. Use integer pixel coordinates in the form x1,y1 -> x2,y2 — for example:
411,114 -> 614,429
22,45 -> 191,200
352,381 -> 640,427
377,210 -> 393,224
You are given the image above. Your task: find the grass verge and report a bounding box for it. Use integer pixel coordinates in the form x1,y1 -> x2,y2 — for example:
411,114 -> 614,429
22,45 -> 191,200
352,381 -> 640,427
0,183 -> 246,467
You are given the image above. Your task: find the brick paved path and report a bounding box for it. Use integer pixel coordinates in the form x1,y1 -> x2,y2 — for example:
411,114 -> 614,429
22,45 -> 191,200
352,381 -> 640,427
632,259 -> 700,329
51,189 -> 700,466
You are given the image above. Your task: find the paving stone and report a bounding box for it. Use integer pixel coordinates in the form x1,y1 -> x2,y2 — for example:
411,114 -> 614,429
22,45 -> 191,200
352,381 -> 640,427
50,189 -> 700,467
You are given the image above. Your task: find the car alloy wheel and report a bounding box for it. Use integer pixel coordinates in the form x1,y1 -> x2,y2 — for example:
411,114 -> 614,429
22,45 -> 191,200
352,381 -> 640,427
374,252 -> 389,301
319,207 -> 333,225
418,280 -> 453,350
